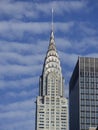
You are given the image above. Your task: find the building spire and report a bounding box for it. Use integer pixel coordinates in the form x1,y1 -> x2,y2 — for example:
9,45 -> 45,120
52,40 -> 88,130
52,8 -> 54,32
50,8 -> 54,40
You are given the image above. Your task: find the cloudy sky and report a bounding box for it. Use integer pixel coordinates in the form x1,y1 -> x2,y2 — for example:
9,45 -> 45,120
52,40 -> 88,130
0,0 -> 98,130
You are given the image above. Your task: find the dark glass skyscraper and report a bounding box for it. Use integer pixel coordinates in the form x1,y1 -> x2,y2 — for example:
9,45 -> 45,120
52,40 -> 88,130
69,57 -> 98,130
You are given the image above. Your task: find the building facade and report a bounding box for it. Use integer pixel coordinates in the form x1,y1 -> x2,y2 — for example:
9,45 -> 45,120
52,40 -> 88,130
89,127 -> 98,130
35,30 -> 68,130
69,57 -> 98,130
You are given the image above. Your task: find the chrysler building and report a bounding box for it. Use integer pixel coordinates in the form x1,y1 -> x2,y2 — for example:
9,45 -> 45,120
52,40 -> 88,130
35,12 -> 68,130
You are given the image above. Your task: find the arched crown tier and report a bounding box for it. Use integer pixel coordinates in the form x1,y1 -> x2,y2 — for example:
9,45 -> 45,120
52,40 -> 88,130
43,31 -> 61,73
39,30 -> 64,97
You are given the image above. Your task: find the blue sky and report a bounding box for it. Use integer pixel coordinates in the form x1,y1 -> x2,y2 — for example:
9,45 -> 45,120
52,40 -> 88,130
0,0 -> 98,130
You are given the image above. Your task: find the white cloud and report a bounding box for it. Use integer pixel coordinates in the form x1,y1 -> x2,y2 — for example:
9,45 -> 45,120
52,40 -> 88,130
0,110 -> 33,120
59,51 -> 78,67
86,53 -> 98,58
0,64 -> 41,76
0,99 -> 35,130
5,87 -> 38,98
0,41 -> 47,54
78,22 -> 97,36
0,99 -> 35,112
72,36 -> 98,53
56,38 -> 71,50
55,22 -> 74,32
0,0 -> 37,19
35,1 -> 87,14
0,21 -> 73,35
0,21 -> 75,40
0,21 -> 49,40
0,76 -> 39,89
0,51 -> 44,65
0,1 -> 87,21
0,119 -> 34,130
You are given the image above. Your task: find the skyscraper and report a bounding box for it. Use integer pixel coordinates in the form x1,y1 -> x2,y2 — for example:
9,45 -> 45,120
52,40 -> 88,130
69,57 -> 98,130
89,127 -> 98,130
35,26 -> 68,130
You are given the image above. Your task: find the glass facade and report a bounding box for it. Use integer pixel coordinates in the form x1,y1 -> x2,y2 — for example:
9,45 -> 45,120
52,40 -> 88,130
69,57 -> 98,130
